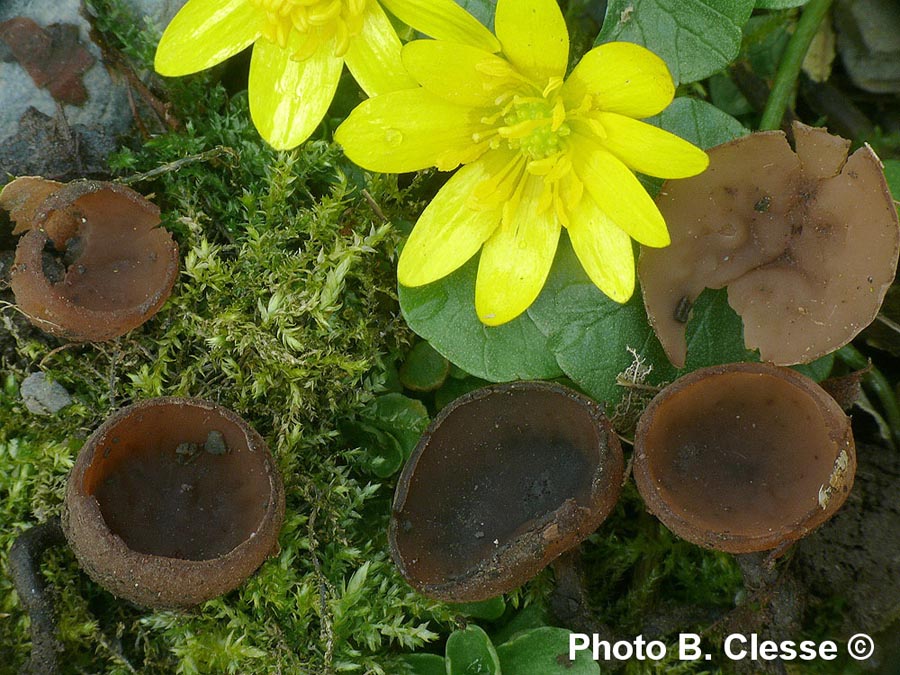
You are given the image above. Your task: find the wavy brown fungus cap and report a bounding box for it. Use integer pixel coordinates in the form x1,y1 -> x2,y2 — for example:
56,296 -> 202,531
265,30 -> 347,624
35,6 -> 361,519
633,363 -> 855,553
640,122 -> 900,367
61,398 -> 285,609
389,381 -> 624,602
0,176 -> 179,342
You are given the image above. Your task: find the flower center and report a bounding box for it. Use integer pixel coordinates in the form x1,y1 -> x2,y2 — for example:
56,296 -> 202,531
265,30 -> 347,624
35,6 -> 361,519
500,97 -> 570,161
250,0 -> 367,59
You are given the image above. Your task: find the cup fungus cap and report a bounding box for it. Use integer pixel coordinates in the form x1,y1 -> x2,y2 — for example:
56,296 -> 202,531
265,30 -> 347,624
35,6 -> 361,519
633,363 -> 855,553
62,397 -> 285,609
390,381 -> 624,602
639,122 -> 900,367
1,176 -> 179,342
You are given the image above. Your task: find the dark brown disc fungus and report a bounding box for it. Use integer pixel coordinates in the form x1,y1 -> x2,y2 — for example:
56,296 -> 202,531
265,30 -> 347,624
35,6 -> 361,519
640,122 -> 900,367
390,381 -> 624,602
633,363 -> 855,553
0,176 -> 179,342
62,398 -> 285,609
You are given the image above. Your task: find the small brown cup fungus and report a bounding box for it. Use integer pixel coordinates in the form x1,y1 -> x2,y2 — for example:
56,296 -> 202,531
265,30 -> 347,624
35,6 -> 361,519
0,176 -> 179,341
62,398 -> 285,609
640,122 -> 900,366
389,381 -> 624,602
633,363 -> 855,553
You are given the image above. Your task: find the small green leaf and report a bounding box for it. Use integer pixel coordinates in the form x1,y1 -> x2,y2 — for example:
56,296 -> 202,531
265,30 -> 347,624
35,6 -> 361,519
449,596 -> 507,621
397,653 -> 447,675
345,393 -> 430,476
596,0 -> 755,84
446,625 -> 501,675
400,341 -> 451,392
496,627 -> 600,675
399,258 -> 565,382
491,604 -> 551,646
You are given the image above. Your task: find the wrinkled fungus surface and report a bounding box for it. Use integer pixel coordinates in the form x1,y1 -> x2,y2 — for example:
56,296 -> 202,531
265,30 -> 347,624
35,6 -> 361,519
62,398 -> 285,609
1,176 -> 179,341
634,363 -> 855,553
640,122 -> 900,366
390,381 -> 623,602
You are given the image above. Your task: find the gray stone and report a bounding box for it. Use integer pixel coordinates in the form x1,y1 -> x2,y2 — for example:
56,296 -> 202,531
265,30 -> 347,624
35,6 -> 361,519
20,371 -> 72,415
0,0 -> 186,184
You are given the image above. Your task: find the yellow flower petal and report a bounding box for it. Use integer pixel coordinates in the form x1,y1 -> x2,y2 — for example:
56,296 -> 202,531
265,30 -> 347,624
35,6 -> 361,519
335,89 -> 484,173
155,0 -> 263,76
475,175 -> 560,325
380,0 -> 500,53
495,0 -> 568,84
343,1 -> 416,96
567,194 -> 635,303
248,38 -> 343,150
594,112 -> 709,178
570,135 -> 670,247
562,42 -> 674,119
402,40 -> 520,108
398,153 -> 513,287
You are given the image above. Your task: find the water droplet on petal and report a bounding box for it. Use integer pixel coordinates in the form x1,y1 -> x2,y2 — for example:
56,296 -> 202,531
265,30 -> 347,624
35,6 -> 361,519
385,129 -> 403,147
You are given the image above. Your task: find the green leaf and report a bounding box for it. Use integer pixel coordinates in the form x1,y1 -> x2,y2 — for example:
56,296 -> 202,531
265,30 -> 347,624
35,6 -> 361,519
396,653 -> 447,675
755,0 -> 808,8
399,257 -> 564,382
363,393 -> 430,455
596,0 -> 755,84
435,375 -> 491,411
345,393 -> 430,476
496,627 -> 600,675
449,596 -> 507,621
646,97 -> 749,148
453,0 -> 496,30
528,241 -> 758,406
445,625 -> 501,675
884,159 -> 900,201
792,354 -> 835,382
400,341 -> 451,392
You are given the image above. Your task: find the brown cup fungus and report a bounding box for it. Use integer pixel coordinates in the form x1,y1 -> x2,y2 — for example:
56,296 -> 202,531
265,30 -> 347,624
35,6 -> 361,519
390,381 -> 624,602
640,122 -> 900,367
633,363 -> 855,553
62,398 -> 285,609
0,176 -> 179,341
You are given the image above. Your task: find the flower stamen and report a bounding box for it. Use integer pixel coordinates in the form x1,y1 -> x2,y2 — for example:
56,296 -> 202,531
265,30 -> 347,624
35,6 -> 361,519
250,0 -> 367,59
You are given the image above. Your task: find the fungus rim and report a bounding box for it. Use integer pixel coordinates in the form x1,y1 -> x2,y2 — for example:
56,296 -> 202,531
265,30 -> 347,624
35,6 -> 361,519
61,397 -> 285,609
633,362 -> 856,553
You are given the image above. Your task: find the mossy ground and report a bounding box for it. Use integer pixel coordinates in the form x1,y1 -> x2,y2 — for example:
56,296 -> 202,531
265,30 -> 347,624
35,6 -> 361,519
1,1 -> 894,674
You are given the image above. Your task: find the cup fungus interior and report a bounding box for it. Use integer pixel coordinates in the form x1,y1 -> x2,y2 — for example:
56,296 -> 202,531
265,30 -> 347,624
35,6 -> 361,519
82,404 -> 271,561
639,122 -> 900,367
40,189 -> 174,312
635,365 -> 854,551
1,177 -> 179,341
393,385 -> 613,588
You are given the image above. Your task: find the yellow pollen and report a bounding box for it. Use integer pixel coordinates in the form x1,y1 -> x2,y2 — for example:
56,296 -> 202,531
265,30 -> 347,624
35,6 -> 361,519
250,0 -> 366,59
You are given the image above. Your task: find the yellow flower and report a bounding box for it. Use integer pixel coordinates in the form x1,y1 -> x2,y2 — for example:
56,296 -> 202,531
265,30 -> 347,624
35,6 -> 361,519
155,0 -> 498,149
336,0 -> 709,326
